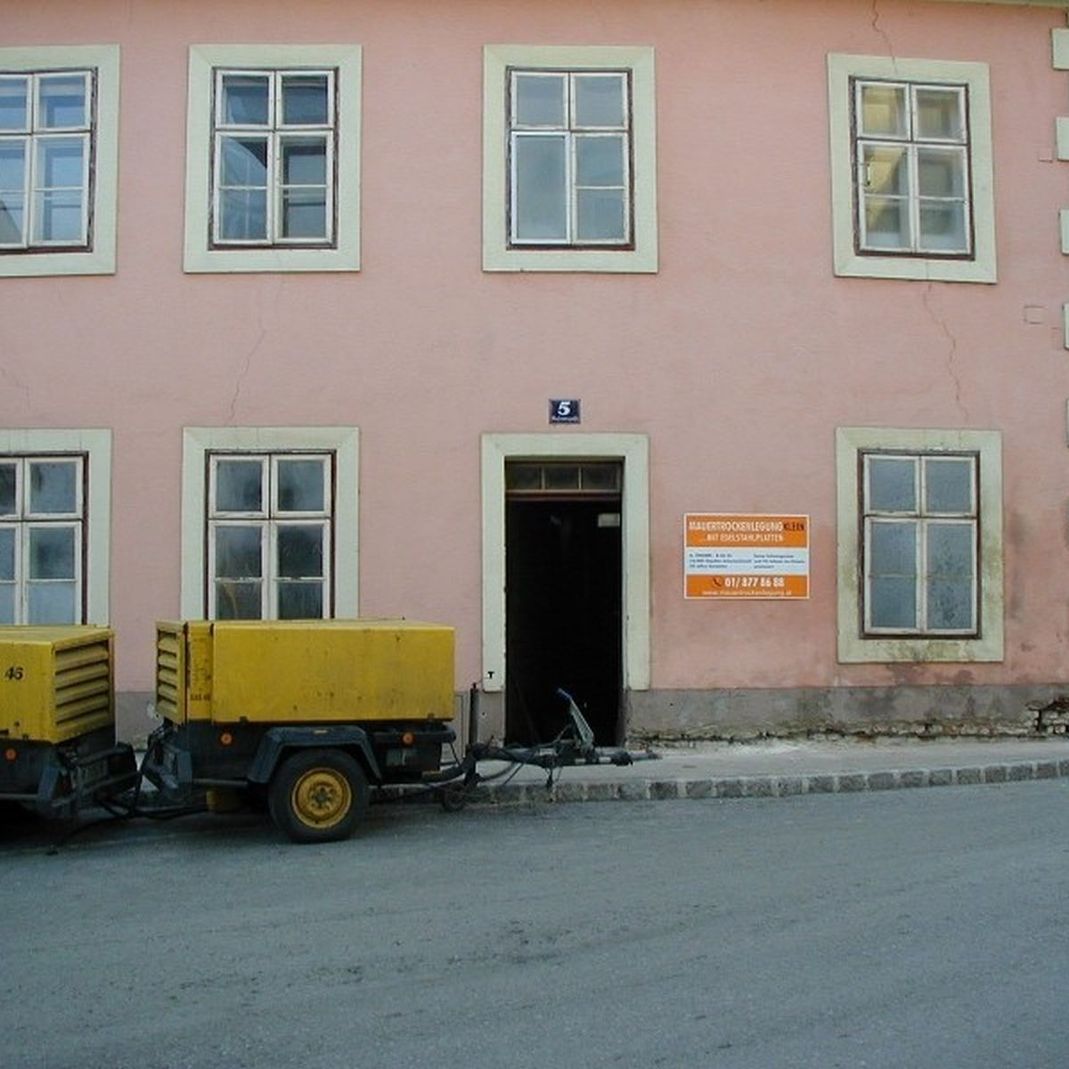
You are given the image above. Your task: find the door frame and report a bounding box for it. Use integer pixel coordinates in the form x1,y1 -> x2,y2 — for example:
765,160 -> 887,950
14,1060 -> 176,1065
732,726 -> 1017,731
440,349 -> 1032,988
481,433 -> 650,695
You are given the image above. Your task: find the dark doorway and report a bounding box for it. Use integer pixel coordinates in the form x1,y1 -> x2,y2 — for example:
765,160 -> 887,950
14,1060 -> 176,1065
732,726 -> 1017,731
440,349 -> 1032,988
505,461 -> 623,746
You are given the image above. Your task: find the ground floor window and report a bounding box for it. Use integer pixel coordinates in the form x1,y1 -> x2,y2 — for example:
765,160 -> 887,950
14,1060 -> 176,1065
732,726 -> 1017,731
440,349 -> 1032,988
0,454 -> 86,623
836,427 -> 1002,663
207,451 -> 333,620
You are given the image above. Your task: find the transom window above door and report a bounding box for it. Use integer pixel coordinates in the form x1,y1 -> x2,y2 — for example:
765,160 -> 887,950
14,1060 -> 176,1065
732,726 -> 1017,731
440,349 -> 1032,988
207,452 -> 333,620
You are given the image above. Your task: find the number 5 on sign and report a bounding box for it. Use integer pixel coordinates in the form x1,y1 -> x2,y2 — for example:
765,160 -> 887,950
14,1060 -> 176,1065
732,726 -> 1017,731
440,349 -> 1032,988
549,399 -> 581,424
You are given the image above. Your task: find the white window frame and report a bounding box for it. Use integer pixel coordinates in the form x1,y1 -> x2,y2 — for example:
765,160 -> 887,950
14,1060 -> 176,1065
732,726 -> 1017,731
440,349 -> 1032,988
483,45 -> 657,273
0,45 -> 119,277
0,429 -> 110,623
181,427 -> 358,618
837,427 -> 1003,663
206,451 -> 334,620
828,53 -> 996,284
184,45 -> 361,273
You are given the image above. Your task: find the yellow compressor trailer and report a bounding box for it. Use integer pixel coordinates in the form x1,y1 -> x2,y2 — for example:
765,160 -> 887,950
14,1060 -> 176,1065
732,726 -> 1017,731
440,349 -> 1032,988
0,627 -> 137,816
143,619 -> 458,843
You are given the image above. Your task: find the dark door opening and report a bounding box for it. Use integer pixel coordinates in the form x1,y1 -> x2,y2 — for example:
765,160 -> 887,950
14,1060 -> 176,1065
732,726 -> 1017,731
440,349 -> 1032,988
505,461 -> 623,746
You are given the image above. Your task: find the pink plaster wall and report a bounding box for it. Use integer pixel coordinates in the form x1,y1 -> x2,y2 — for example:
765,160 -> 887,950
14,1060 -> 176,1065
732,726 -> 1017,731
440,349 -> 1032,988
2,0 -> 1068,695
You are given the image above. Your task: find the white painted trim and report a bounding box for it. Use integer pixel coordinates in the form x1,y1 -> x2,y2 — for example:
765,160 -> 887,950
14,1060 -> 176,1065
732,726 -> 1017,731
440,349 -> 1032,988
1056,116 -> 1069,160
483,45 -> 657,273
0,45 -> 119,277
1054,28 -> 1069,70
0,428 -> 111,622
481,433 -> 650,693
836,427 -> 1003,663
183,45 -> 362,273
827,53 -> 996,284
181,427 -> 359,618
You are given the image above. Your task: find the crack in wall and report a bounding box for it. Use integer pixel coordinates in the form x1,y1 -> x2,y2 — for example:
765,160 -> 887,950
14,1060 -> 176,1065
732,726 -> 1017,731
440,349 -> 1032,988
870,0 -> 897,64
0,364 -> 32,410
922,282 -> 969,423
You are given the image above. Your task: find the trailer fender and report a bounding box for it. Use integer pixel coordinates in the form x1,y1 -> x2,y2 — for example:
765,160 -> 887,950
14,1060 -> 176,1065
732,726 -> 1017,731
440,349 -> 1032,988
247,726 -> 383,786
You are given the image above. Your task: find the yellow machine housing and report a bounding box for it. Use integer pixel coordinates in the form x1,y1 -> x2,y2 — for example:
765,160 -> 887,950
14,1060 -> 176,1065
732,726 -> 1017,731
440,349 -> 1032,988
0,626 -> 116,744
156,619 -> 455,725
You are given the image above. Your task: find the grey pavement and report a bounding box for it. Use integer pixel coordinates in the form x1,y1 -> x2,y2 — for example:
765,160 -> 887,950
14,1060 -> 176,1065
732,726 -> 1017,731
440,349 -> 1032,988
452,736 -> 1069,806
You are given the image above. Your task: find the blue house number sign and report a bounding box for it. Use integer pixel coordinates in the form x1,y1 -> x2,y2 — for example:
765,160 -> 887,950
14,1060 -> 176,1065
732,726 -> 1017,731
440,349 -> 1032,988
549,399 -> 581,424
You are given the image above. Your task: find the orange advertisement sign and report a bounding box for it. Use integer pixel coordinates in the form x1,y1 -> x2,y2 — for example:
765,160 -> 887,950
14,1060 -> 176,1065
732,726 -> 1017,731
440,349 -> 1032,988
684,513 -> 809,599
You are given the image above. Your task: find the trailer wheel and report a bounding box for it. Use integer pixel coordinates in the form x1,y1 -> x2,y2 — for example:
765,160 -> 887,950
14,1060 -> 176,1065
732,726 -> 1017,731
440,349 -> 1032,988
268,749 -> 369,844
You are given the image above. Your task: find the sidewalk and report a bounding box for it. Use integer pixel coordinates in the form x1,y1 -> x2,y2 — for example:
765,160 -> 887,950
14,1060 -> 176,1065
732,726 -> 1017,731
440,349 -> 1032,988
457,737 -> 1069,805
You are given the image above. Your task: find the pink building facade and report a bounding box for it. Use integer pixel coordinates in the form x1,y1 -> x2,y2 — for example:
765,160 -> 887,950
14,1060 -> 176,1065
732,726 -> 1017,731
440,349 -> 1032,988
3,0 -> 1069,744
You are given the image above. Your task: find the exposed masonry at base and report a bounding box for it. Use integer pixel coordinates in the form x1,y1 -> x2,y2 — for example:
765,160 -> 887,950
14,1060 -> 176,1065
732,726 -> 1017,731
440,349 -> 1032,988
375,758 -> 1069,807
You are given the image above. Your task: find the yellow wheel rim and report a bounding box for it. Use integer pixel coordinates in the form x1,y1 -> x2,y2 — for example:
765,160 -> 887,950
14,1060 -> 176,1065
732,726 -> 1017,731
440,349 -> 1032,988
291,768 -> 352,830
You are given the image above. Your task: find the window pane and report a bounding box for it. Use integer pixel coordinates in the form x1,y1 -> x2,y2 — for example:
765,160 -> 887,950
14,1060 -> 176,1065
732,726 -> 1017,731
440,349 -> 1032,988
870,576 -> 917,630
220,74 -> 270,125
544,465 -> 580,491
0,584 -> 13,624
581,464 -> 620,492
574,74 -> 625,127
859,83 -> 907,138
867,457 -> 916,512
219,189 -> 268,241
505,464 -> 541,491
27,582 -> 76,624
917,148 -> 964,198
219,136 -> 268,187
277,459 -> 325,512
29,461 -> 77,514
277,525 -> 324,578
927,579 -> 974,630
28,527 -> 75,579
0,140 -> 26,189
915,88 -> 964,141
33,190 -> 84,243
576,188 -> 626,242
927,522 -> 973,576
0,464 -> 15,514
215,580 -> 262,620
280,138 -> 326,185
281,190 -> 326,239
214,526 -> 263,578
925,458 -> 973,513
214,459 -> 263,512
576,135 -> 624,187
0,528 -> 13,578
278,581 -> 323,619
36,137 -> 84,194
863,197 -> 910,250
918,202 -> 967,253
869,520 -> 917,577
513,134 -> 567,241
281,75 -> 329,125
862,144 -> 909,196
0,77 -> 28,131
514,74 -> 565,126
0,191 -> 24,244
38,75 -> 86,129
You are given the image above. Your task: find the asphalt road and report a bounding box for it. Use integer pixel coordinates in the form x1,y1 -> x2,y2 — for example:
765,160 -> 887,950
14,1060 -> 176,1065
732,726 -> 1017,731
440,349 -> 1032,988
2,782 -> 1067,1069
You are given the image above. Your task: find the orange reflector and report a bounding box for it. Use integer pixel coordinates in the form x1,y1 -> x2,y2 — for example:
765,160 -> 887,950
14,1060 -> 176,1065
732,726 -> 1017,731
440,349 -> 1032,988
3,748 -> 15,762
401,732 -> 415,746
220,732 -> 233,746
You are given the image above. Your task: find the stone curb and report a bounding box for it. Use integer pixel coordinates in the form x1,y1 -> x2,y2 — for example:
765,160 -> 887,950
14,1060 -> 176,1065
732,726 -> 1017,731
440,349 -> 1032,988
457,758 -> 1069,807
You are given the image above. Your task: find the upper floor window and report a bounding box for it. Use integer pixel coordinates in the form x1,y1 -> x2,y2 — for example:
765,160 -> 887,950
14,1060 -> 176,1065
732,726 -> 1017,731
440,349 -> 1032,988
184,45 -> 361,274
0,46 -> 118,277
509,70 -> 631,248
853,80 -> 971,258
207,452 -> 333,620
484,45 -> 657,273
212,68 -> 336,247
0,456 -> 86,624
827,54 -> 995,284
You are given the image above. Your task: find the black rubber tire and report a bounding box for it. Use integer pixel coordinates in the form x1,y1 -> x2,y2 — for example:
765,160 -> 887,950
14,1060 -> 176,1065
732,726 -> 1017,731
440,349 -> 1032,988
268,749 -> 369,844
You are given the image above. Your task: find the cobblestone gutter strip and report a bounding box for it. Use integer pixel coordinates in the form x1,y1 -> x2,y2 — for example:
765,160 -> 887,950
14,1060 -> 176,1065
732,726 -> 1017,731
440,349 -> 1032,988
466,759 -> 1069,806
